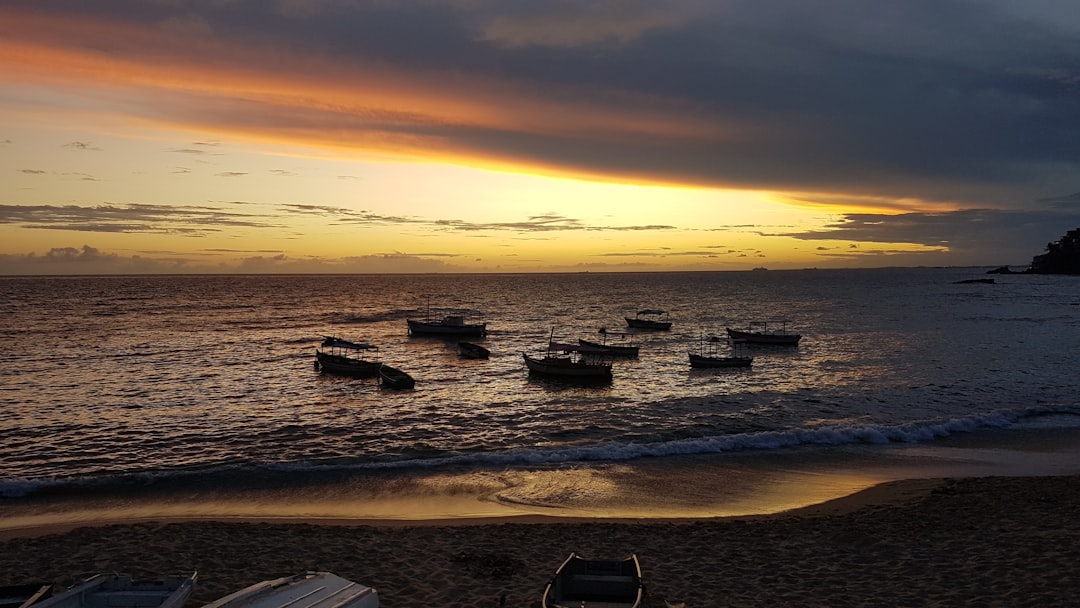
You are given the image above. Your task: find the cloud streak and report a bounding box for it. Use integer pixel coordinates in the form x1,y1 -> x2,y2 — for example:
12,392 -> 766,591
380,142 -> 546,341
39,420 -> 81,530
0,203 -> 676,236
0,203 -> 280,235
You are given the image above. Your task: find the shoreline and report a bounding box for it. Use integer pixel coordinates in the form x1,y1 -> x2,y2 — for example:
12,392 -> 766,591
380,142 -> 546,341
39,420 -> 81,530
7,428 -> 1080,540
3,475 -> 1078,607
0,476 -> 948,542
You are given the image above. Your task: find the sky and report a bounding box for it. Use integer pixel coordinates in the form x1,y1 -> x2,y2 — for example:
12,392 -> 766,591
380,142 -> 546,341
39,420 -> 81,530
2,0 -> 1079,274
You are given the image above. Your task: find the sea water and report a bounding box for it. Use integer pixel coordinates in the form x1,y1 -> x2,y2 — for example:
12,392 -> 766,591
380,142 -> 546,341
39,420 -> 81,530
2,269 -> 1079,527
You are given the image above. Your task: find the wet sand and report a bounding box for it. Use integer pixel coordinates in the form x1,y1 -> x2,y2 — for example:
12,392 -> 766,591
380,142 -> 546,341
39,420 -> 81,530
1,475 -> 1078,608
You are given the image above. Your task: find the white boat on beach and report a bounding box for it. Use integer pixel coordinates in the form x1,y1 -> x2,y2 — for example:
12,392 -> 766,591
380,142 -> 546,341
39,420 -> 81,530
201,572 -> 378,608
0,584 -> 53,608
542,552 -> 644,608
33,573 -> 196,608
315,336 -> 382,378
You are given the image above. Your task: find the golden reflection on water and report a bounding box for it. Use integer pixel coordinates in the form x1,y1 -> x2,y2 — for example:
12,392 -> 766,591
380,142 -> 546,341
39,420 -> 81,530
7,430 -> 1080,534
0,462 -> 888,532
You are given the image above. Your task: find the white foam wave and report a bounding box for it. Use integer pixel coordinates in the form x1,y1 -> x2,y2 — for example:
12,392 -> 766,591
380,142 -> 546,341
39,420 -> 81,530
4,405 -> 1076,499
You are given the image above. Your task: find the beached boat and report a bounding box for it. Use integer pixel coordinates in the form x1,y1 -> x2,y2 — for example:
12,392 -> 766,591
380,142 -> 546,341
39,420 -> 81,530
0,584 -> 52,608
457,341 -> 490,359
33,573 -> 196,608
523,337 -> 612,381
315,337 -> 382,378
406,303 -> 486,337
726,321 -> 801,345
541,552 -> 644,608
624,309 -> 672,331
688,334 -> 753,368
379,364 -> 415,390
201,572 -> 378,608
578,328 -> 638,358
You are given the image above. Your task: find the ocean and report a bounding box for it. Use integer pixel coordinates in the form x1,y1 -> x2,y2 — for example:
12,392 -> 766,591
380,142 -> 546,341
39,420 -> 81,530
3,268 -> 1080,530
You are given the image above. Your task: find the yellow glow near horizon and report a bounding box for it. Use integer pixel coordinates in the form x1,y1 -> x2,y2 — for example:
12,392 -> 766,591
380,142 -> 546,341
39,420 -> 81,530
3,96 -> 941,274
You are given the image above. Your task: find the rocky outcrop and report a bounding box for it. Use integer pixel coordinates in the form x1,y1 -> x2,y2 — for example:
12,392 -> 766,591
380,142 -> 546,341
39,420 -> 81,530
1028,228 -> 1080,275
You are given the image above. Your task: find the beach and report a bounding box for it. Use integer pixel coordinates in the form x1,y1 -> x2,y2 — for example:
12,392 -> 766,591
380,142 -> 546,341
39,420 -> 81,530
2,475 -> 1078,608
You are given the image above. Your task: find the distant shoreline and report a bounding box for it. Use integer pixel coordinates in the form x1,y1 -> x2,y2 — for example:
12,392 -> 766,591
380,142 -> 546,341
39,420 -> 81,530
0,265 -> 1032,278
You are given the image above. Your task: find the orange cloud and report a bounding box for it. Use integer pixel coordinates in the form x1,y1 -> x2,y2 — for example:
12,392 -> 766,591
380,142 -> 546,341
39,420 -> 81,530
0,6 -> 740,185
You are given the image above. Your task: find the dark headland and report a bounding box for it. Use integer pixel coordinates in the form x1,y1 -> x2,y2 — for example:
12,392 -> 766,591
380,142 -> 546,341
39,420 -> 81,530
989,227 -> 1080,275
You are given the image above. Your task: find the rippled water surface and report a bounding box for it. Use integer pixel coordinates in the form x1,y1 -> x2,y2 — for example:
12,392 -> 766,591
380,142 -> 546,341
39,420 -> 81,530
2,269 -> 1079,503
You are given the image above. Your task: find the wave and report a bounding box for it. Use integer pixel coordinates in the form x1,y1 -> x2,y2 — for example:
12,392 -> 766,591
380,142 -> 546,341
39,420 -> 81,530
4,404 -> 1078,499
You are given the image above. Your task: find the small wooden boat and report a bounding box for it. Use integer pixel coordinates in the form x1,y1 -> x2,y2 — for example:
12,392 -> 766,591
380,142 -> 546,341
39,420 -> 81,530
379,364 -> 415,390
201,572 -> 378,608
524,333 -> 612,381
33,573 -> 196,608
625,309 -> 671,331
523,350 -> 613,381
458,341 -> 490,359
726,321 -> 801,346
315,337 -> 381,378
689,334 -> 753,368
406,302 -> 486,337
541,552 -> 644,608
0,584 -> 53,608
578,328 -> 638,358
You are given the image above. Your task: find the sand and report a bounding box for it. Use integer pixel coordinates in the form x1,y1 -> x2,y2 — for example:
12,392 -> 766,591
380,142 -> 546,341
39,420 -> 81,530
1,475 -> 1078,608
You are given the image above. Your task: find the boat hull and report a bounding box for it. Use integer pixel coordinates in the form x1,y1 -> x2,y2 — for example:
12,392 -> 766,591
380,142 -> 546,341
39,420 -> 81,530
201,572 -> 378,608
315,351 -> 381,378
33,574 -> 196,608
688,353 -> 753,368
726,328 -> 801,345
0,584 -> 53,608
379,365 -> 415,390
624,317 -> 671,331
578,338 -> 639,358
457,341 -> 490,359
523,353 -> 612,380
407,318 -> 486,337
542,553 -> 643,608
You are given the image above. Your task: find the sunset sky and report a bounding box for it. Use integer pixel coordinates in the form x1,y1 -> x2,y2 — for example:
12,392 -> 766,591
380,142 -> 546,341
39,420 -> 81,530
2,0 -> 1079,274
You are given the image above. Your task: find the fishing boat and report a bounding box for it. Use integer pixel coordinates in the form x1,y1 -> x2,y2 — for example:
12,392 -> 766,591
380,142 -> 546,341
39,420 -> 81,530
457,341 -> 490,359
523,333 -> 612,381
0,583 -> 52,608
624,309 -> 672,331
578,328 -> 639,358
33,573 -> 196,608
315,337 -> 381,378
406,302 -> 486,337
688,334 -> 753,368
725,321 -> 801,345
541,552 -> 644,608
201,572 -> 378,608
379,364 -> 415,390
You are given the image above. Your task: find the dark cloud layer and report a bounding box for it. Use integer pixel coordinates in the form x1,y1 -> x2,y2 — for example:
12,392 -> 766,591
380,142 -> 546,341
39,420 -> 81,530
6,0 -> 1078,207
787,208 -> 1080,265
